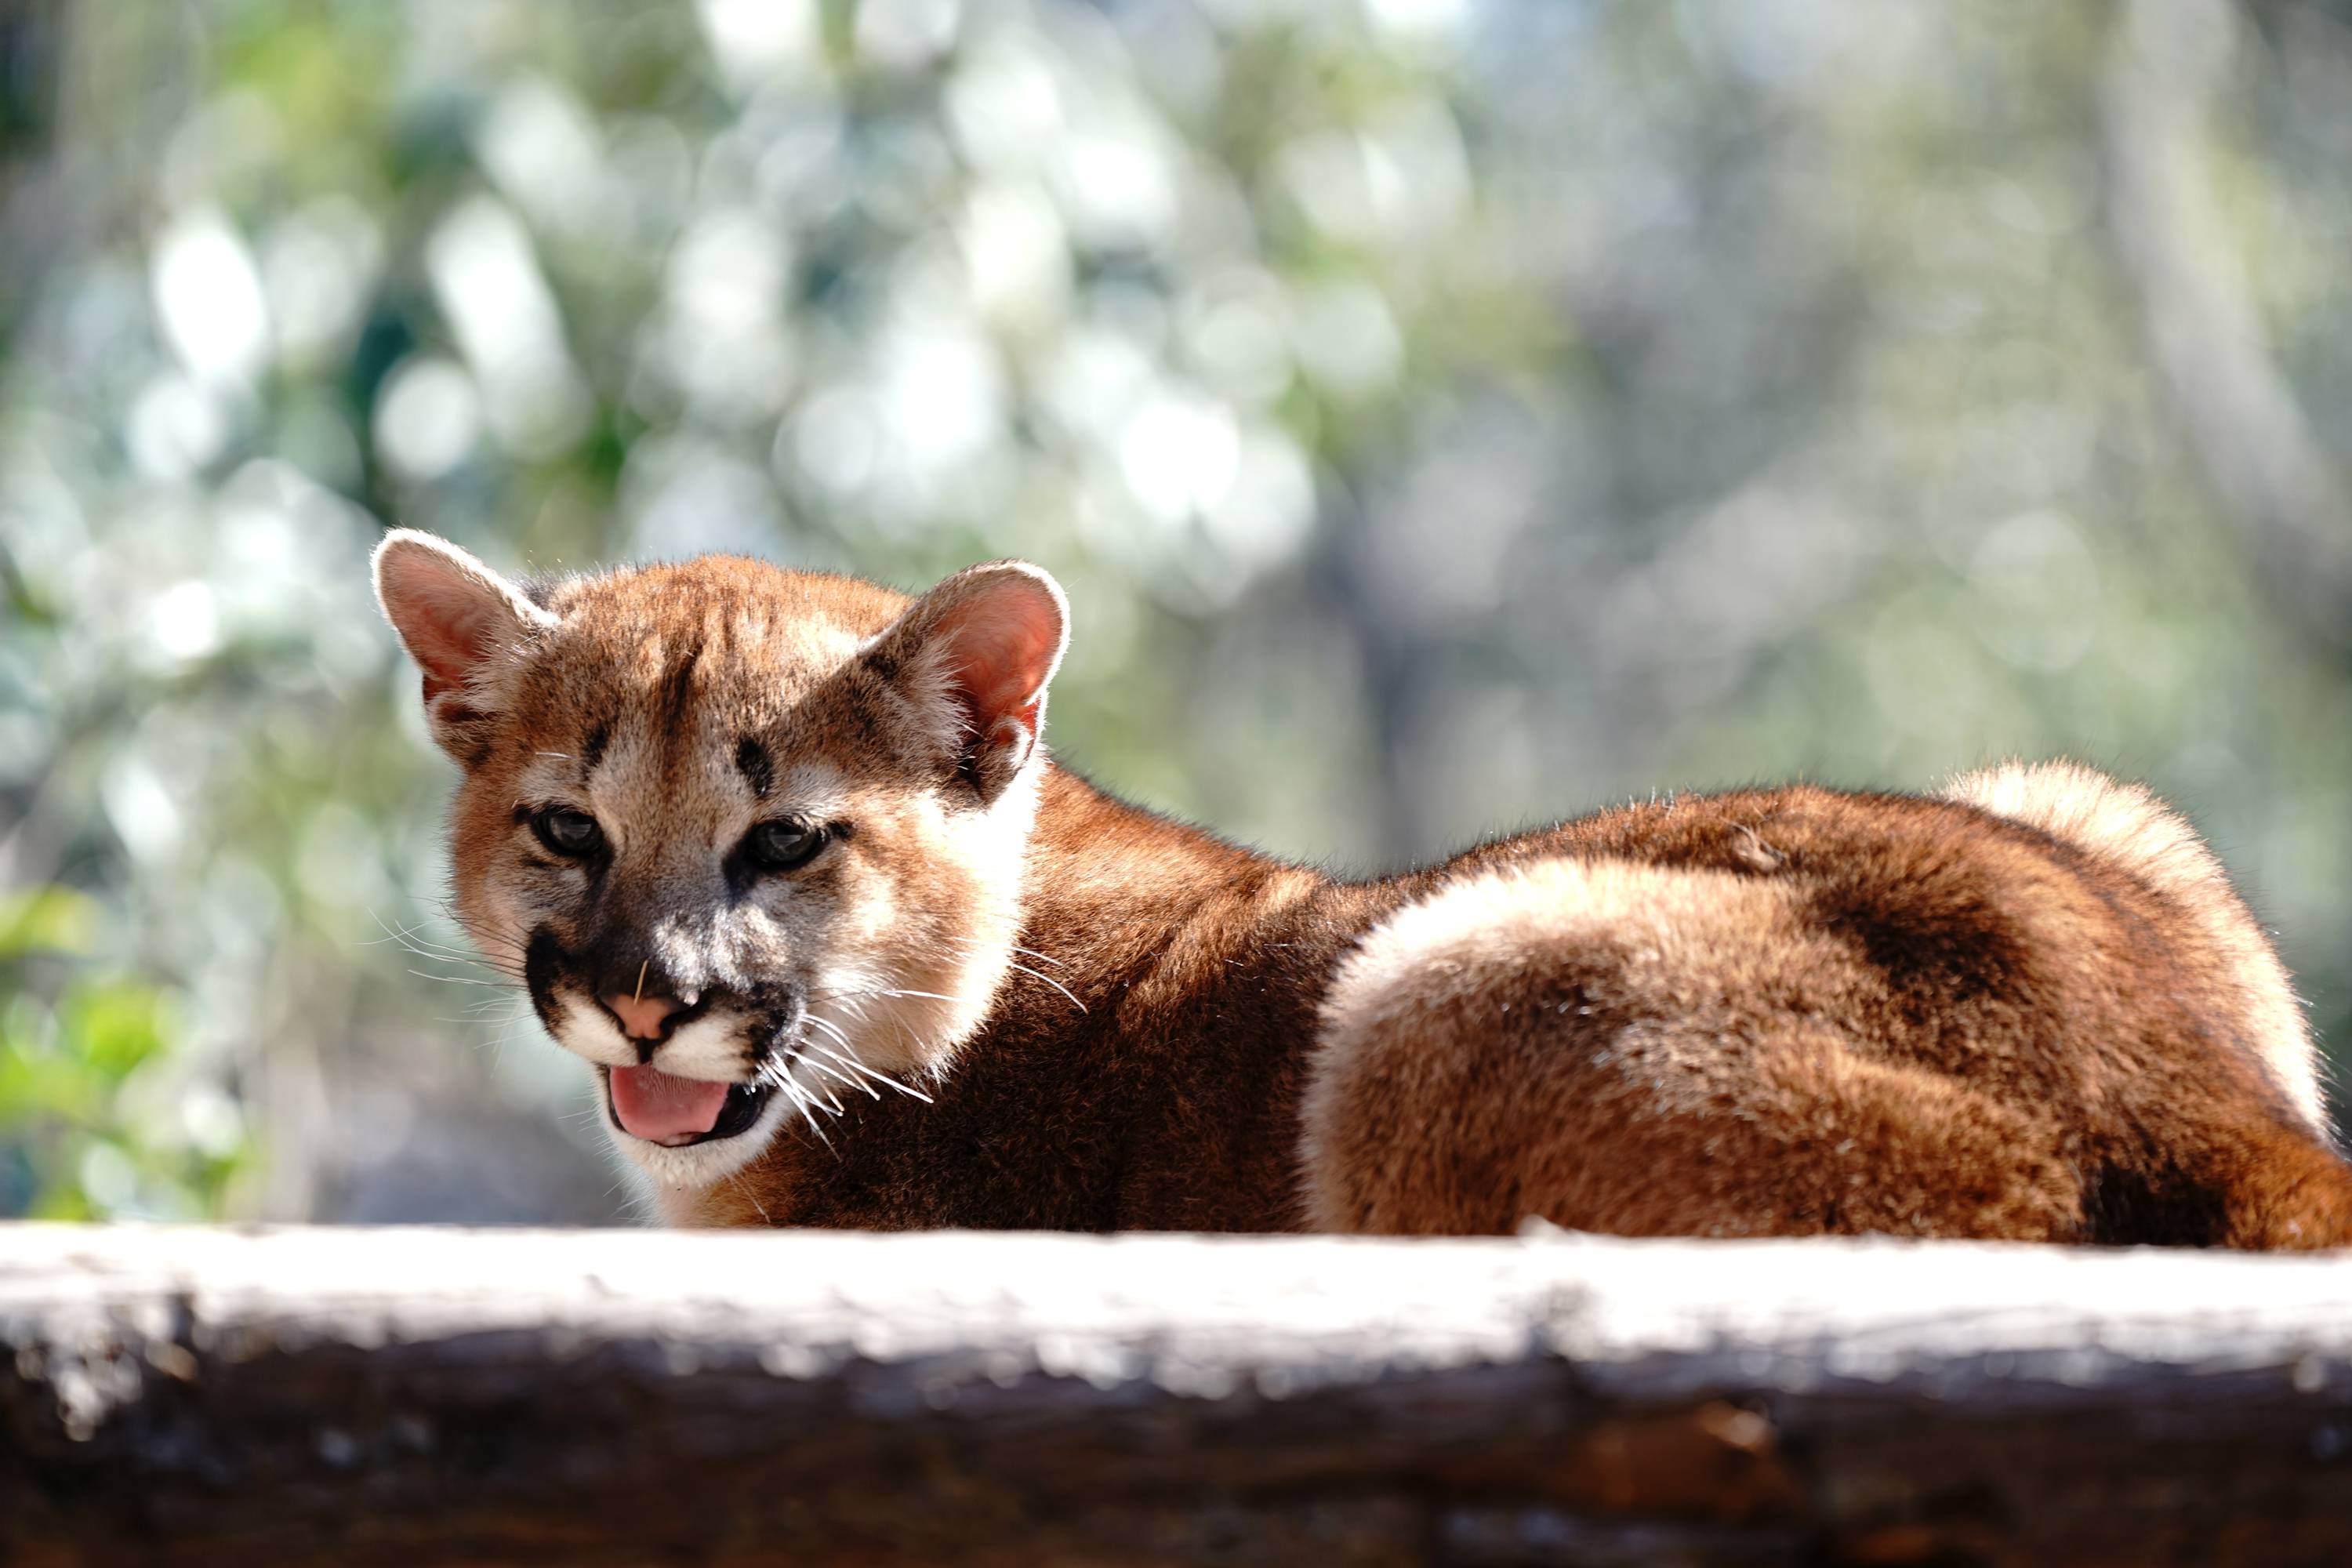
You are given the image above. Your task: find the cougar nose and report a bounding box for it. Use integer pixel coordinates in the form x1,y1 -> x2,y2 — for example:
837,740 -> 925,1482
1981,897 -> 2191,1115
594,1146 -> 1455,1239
607,991 -> 683,1040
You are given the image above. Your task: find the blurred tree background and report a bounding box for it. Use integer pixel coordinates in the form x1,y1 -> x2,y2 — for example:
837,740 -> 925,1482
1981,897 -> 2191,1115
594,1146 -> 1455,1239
2,0 -> 2348,1223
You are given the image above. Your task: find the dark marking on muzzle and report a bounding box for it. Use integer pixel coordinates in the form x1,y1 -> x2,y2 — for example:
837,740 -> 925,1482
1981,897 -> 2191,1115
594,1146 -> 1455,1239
523,927 -> 574,1036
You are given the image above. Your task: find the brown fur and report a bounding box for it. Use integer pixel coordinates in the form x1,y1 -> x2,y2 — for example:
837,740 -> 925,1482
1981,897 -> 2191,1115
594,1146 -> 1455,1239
373,535 -> 2351,1247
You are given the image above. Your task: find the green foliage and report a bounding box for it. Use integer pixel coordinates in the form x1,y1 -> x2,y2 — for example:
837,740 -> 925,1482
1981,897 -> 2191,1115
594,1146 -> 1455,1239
0,890 -> 248,1218
0,887 -> 98,960
1,1 -> 2347,1219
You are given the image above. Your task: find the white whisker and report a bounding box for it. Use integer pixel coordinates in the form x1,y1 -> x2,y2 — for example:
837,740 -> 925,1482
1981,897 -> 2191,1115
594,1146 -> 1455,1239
786,1080 -> 834,1151
814,1045 -> 932,1103
944,935 -> 1068,970
367,909 -> 526,970
762,1042 -> 839,1152
801,1013 -> 854,1051
727,1171 -> 773,1224
1005,962 -> 1086,1014
405,967 -> 517,989
787,1049 -> 863,1108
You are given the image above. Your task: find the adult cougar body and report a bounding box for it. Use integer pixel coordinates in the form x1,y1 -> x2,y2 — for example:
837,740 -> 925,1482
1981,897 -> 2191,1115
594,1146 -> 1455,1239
374,532 -> 2350,1246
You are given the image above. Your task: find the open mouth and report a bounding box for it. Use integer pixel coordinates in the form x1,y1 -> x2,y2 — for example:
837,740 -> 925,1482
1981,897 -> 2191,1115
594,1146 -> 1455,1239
604,1063 -> 771,1147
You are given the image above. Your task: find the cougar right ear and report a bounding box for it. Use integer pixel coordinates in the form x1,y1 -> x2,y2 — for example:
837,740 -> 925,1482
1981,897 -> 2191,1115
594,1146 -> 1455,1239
862,561 -> 1070,806
372,528 -> 555,760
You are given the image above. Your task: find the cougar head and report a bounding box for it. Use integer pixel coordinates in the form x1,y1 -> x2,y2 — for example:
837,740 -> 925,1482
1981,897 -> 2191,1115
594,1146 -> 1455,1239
372,531 -> 1067,1198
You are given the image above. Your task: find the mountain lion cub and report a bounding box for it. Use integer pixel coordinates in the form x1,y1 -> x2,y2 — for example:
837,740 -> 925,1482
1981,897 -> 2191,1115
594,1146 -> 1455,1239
374,530 -> 2349,1246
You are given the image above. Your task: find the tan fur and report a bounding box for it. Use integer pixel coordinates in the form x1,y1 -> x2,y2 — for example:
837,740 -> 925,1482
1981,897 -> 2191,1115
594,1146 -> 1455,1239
376,536 -> 2352,1247
1937,759 -> 2324,1130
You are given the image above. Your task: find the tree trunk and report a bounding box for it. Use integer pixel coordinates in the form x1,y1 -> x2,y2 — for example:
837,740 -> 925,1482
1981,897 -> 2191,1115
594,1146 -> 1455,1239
5,1223 -> 2352,1565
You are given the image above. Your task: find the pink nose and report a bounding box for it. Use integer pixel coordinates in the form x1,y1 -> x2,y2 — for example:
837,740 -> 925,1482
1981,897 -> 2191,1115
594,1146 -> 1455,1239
607,992 -> 683,1040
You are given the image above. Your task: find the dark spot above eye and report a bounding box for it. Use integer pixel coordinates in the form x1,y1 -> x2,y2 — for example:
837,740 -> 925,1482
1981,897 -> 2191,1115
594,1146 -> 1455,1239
583,723 -> 611,772
735,735 -> 774,798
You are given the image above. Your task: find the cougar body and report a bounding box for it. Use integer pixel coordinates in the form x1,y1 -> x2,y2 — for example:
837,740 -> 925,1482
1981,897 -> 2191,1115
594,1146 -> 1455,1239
374,533 -> 2350,1246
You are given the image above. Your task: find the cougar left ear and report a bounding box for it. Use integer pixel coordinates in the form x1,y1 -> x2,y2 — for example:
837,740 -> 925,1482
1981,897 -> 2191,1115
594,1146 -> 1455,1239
372,528 -> 557,760
865,561 -> 1069,804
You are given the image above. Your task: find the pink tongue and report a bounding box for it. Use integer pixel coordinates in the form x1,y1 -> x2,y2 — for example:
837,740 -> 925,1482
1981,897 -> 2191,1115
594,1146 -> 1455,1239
609,1064 -> 732,1145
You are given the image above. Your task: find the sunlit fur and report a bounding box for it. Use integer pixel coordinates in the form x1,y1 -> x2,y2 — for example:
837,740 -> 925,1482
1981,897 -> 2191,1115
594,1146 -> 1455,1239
379,533 -> 2352,1247
1301,775 -> 2342,1244
1938,758 -> 2322,1128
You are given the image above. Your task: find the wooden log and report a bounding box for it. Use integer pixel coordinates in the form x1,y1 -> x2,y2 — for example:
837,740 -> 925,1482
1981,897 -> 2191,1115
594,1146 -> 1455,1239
5,1222 -> 2352,1565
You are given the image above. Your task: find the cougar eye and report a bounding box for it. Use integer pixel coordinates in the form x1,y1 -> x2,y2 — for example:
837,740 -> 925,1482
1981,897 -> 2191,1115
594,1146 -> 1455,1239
532,807 -> 604,858
746,818 -> 828,872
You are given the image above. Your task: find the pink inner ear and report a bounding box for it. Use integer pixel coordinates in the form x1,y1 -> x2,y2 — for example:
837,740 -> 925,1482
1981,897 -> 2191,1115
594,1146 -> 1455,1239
379,547 -> 528,704
935,579 -> 1064,734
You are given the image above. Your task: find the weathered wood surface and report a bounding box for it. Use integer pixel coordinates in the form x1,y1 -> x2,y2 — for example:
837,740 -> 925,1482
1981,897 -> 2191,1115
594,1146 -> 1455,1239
5,1224 -> 2352,1566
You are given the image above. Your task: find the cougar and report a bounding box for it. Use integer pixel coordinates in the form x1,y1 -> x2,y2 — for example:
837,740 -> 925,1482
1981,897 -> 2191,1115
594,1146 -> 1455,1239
372,529 -> 2349,1245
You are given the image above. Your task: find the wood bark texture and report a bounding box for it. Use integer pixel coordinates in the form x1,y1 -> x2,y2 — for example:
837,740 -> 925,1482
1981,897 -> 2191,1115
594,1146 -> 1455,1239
5,1223 -> 2352,1566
